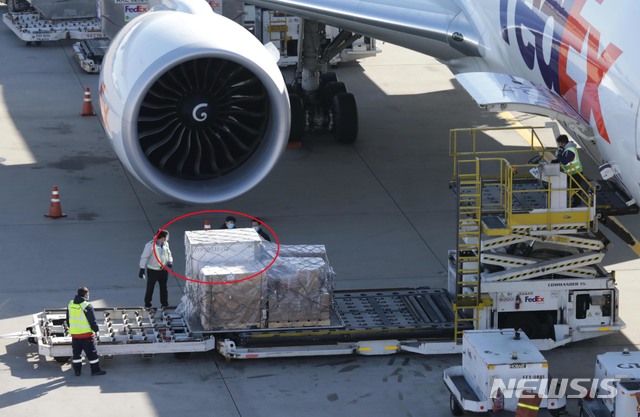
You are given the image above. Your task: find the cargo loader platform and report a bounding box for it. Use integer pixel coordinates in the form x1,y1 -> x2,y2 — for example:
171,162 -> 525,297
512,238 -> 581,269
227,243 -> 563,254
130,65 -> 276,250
28,288 -> 468,361
199,288 -> 472,359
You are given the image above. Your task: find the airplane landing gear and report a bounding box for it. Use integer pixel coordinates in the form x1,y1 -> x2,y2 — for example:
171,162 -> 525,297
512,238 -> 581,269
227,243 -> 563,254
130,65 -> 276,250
288,20 -> 360,145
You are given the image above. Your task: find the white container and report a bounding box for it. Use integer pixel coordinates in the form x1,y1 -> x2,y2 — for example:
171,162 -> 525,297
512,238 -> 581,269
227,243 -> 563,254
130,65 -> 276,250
461,329 -> 555,412
185,228 -> 263,279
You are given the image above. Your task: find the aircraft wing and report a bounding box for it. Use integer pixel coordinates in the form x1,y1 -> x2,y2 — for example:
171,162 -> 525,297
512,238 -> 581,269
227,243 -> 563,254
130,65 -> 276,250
245,0 -> 482,60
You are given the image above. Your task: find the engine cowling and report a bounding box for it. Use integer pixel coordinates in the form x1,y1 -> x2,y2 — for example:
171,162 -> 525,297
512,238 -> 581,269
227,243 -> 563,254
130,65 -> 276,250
99,1 -> 290,204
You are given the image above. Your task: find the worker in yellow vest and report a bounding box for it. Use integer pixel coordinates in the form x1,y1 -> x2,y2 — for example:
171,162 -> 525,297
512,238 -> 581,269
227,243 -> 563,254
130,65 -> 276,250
66,287 -> 106,376
552,134 -> 588,207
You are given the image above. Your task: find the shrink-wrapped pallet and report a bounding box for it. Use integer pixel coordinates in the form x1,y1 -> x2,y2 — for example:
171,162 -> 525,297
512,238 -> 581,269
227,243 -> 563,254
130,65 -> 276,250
266,256 -> 332,327
184,229 -> 262,280
189,263 -> 266,330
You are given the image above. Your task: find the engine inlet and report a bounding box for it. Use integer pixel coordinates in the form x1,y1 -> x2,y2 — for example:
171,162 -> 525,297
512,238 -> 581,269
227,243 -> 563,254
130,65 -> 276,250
137,58 -> 270,179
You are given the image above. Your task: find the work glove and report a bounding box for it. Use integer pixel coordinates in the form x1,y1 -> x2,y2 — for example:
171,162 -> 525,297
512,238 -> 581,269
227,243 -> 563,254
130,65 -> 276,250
167,262 -> 173,269
138,268 -> 145,279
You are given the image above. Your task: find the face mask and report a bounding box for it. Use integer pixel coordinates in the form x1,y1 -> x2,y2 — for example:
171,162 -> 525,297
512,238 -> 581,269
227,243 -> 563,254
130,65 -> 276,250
227,223 -> 235,229
253,226 -> 260,232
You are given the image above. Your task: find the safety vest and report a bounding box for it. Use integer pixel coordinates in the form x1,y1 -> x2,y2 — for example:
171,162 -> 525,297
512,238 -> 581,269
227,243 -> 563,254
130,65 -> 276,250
561,145 -> 583,175
68,300 -> 92,335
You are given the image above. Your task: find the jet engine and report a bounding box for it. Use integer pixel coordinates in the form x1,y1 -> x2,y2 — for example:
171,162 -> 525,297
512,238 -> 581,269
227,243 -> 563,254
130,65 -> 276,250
99,0 -> 290,204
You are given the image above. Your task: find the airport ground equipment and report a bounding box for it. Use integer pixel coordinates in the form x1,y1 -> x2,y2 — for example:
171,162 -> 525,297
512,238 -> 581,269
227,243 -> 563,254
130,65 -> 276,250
69,1 -> 379,73
2,0 -> 104,45
25,126 -> 632,361
443,329 -> 565,415
579,350 -> 640,417
447,126 -> 634,347
26,307 -> 215,361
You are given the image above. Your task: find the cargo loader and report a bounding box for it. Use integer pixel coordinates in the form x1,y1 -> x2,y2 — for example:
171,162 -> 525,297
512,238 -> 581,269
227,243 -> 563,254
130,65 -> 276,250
25,126 -> 632,361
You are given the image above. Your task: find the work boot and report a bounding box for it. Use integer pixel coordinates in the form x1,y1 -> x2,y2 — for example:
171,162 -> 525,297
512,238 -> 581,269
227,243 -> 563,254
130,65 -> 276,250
75,370 -> 81,376
72,363 -> 82,376
91,370 -> 106,376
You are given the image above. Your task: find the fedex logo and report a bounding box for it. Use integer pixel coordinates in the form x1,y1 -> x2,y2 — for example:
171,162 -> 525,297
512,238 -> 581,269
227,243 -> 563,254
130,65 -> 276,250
524,295 -> 545,302
124,5 -> 148,13
499,0 -> 621,143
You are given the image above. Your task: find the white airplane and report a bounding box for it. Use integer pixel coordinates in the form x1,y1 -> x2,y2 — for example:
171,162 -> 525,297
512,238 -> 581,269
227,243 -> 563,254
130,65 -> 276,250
99,0 -> 640,207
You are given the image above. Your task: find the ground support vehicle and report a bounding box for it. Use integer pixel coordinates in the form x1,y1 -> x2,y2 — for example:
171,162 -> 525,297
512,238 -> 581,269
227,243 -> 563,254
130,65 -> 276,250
443,329 -> 565,415
446,126 -> 635,350
71,38 -> 110,73
26,307 -> 215,362
70,1 -> 379,73
25,126 -> 635,361
2,0 -> 103,45
579,350 -> 640,417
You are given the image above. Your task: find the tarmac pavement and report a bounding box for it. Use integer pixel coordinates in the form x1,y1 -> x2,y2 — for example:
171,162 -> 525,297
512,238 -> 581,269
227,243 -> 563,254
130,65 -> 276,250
1,8 -> 640,416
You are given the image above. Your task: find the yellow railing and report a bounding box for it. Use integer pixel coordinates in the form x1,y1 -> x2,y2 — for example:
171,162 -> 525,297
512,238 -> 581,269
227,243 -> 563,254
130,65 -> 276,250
450,126 -> 548,179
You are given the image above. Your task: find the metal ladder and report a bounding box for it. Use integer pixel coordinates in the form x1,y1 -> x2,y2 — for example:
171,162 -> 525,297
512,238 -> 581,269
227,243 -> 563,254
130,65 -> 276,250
453,159 -> 482,342
267,11 -> 289,56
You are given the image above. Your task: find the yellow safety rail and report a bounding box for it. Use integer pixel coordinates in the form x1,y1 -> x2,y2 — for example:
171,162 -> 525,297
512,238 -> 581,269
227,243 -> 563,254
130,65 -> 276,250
450,126 -> 548,179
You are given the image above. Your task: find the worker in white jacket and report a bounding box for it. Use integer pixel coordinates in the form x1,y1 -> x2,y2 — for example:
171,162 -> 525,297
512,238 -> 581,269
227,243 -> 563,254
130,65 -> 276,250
138,230 -> 173,308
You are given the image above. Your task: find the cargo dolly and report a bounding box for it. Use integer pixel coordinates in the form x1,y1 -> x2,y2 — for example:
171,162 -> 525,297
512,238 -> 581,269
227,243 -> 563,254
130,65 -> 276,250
27,288 -> 468,361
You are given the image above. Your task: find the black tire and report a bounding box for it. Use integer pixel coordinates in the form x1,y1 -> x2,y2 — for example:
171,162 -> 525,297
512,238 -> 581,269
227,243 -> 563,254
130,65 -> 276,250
322,81 -> 347,107
504,313 -> 540,339
331,92 -> 358,143
54,356 -> 70,364
34,41 -> 42,46
25,41 -> 32,46
288,94 -> 305,143
449,393 -> 464,416
319,71 -> 338,90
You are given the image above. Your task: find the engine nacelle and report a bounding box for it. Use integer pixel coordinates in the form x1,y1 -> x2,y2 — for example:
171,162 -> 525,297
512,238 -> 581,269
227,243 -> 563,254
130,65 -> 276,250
99,0 -> 290,204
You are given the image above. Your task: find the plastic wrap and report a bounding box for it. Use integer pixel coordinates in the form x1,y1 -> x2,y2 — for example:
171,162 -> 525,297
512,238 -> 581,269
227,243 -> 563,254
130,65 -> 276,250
195,264 -> 266,330
184,228 -> 262,280
29,0 -> 97,19
266,256 -> 332,327
178,231 -> 335,330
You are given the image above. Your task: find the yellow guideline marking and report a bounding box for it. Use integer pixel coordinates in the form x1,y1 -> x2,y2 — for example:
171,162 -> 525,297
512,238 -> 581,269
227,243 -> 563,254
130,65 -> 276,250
498,111 -> 538,146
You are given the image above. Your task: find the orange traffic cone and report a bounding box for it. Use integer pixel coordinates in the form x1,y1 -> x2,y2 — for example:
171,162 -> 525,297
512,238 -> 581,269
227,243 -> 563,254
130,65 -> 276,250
45,186 -> 67,218
204,219 -> 212,230
81,87 -> 95,116
287,140 -> 302,149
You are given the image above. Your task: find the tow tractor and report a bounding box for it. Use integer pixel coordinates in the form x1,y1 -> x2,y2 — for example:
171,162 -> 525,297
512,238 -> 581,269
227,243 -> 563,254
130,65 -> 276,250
24,126 -> 635,361
579,350 -> 640,417
443,329 -> 566,415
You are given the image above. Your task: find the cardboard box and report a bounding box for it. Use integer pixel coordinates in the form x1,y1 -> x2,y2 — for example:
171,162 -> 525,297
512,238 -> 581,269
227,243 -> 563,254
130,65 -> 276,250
197,264 -> 266,330
267,257 -> 332,326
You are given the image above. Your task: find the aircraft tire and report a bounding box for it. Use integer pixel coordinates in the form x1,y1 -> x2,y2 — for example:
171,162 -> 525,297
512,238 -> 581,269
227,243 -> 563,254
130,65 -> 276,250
332,92 -> 358,143
322,81 -> 347,107
319,71 -> 338,90
288,94 -> 305,143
